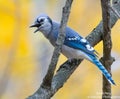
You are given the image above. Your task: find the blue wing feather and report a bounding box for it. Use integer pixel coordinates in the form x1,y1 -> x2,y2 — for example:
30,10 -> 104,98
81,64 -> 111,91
63,27 -> 115,85
89,55 -> 115,85
50,22 -> 115,85
64,27 -> 98,57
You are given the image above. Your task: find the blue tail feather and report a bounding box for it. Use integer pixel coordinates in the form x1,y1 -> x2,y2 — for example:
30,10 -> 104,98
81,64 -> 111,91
90,56 -> 115,85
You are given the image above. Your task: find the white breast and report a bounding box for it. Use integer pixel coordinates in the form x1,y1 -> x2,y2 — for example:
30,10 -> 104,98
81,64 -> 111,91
61,45 -> 92,61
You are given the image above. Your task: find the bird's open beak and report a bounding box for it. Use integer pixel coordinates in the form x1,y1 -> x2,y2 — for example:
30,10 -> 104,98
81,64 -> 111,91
30,23 -> 41,27
30,24 -> 40,33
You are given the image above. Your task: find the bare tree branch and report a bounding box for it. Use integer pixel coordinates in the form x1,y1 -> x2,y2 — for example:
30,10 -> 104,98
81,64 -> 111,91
101,0 -> 116,99
51,1 -> 120,94
27,0 -> 120,99
42,0 -> 73,87
27,0 -> 73,99
109,2 -> 120,18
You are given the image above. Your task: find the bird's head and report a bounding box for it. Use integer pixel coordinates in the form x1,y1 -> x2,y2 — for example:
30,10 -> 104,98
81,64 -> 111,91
30,14 -> 53,33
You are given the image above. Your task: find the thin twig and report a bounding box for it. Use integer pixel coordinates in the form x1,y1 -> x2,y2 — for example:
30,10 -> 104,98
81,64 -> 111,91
42,0 -> 73,87
109,3 -> 120,18
101,0 -> 115,99
27,0 -> 73,99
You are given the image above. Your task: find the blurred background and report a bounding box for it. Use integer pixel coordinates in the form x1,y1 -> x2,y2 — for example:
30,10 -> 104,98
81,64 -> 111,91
0,0 -> 120,99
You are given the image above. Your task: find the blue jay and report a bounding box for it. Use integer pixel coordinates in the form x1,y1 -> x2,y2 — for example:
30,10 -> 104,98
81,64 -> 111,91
30,14 -> 115,85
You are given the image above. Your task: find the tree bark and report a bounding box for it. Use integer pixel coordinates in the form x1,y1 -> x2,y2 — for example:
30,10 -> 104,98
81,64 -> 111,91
101,0 -> 116,99
42,0 -> 73,87
27,0 -> 73,99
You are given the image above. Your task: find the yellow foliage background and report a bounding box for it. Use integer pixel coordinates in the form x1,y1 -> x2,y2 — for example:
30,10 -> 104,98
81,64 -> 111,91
0,0 -> 120,99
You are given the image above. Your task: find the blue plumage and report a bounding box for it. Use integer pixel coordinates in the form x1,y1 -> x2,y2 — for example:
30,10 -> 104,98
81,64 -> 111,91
64,28 -> 115,85
88,54 -> 115,85
64,36 -> 98,57
30,14 -> 115,85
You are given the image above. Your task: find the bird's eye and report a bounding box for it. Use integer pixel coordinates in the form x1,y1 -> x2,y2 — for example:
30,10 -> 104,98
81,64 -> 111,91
40,19 -> 44,22
37,18 -> 44,23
